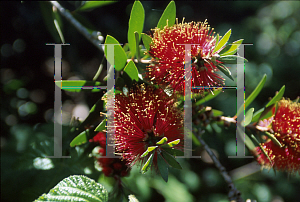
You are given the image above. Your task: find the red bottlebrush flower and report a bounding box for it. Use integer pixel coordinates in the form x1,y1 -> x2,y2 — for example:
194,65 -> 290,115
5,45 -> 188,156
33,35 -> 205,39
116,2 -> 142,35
90,132 -> 107,148
255,140 -> 300,173
146,19 -> 225,94
114,84 -> 184,168
255,99 -> 300,173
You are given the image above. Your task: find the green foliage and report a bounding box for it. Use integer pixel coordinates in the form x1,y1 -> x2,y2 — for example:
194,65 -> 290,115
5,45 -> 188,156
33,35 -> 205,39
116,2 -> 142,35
70,129 -> 89,147
216,63 -> 234,81
242,108 -> 254,126
124,61 -> 139,81
141,153 -> 154,174
104,35 -> 127,71
94,119 -> 106,132
157,1 -> 176,29
141,33 -> 152,51
76,1 -> 115,12
213,29 -> 231,54
128,1 -> 145,58
55,80 -> 102,92
219,39 -> 244,56
35,175 -> 108,202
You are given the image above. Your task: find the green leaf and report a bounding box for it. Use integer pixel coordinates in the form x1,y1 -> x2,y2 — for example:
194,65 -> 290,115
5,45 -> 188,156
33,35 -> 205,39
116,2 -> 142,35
162,152 -> 182,169
219,39 -> 244,56
55,80 -> 102,92
212,109 -> 224,116
95,119 -> 106,132
216,64 -> 234,81
157,154 -> 169,182
244,133 -> 255,150
141,146 -> 158,157
35,175 -> 108,202
237,74 -> 267,116
76,1 -> 115,12
218,55 -> 248,64
141,153 -> 154,174
163,147 -> 184,156
265,85 -> 285,108
124,61 -> 139,81
265,132 -> 283,147
128,1 -> 145,57
70,130 -> 89,147
242,108 -> 254,126
251,105 -> 274,123
167,139 -> 180,147
141,33 -> 152,51
156,137 -> 168,145
157,1 -> 176,29
195,89 -> 222,105
213,29 -> 231,54
104,35 -> 127,71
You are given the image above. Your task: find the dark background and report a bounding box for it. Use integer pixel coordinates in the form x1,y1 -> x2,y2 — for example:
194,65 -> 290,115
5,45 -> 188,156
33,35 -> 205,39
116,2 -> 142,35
1,1 -> 300,202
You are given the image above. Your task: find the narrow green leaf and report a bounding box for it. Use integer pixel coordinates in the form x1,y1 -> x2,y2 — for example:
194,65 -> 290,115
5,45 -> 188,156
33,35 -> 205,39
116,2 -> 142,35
265,85 -> 285,108
104,35 -> 127,71
141,33 -> 152,51
157,154 -> 169,182
237,74 -> 267,116
163,147 -> 184,156
217,64 -> 234,81
213,29 -> 231,54
55,80 -> 102,92
251,108 -> 264,123
167,139 -> 180,147
242,108 -> 254,126
212,109 -> 224,116
141,150 -> 149,158
128,1 -> 145,57
34,175 -> 108,202
245,133 -> 255,150
124,60 -> 139,81
95,119 -> 106,132
141,153 -> 154,174
156,137 -> 168,145
219,39 -> 244,56
76,1 -> 115,12
252,105 -> 274,123
195,89 -> 222,105
162,152 -> 182,169
70,130 -> 89,147
148,146 -> 158,152
218,55 -> 248,64
265,132 -> 283,147
157,1 -> 176,29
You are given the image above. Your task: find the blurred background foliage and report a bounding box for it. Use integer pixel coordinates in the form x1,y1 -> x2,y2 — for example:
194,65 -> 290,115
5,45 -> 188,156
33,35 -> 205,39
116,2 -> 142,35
1,1 -> 300,202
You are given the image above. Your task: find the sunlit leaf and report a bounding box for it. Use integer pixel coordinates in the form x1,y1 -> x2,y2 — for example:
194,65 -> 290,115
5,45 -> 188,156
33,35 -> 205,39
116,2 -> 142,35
55,80 -> 102,92
70,130 -> 89,147
104,35 -> 127,71
265,132 -> 283,147
156,137 -> 168,145
213,29 -> 231,54
124,60 -> 139,81
95,119 -> 106,132
141,153 -> 154,174
219,39 -> 244,56
163,147 -> 184,156
128,1 -> 145,57
218,55 -> 248,64
34,175 -> 108,201
157,1 -> 176,29
265,85 -> 285,108
141,33 -> 152,51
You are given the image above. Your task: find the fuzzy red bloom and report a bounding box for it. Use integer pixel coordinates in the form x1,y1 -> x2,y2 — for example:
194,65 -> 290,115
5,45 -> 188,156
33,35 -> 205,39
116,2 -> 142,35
255,99 -> 300,173
146,20 -> 225,94
114,85 -> 184,168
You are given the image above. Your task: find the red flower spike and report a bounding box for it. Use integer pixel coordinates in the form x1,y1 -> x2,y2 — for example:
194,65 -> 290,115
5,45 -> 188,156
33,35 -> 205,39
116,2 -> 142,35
146,20 -> 225,94
90,132 -> 107,148
113,84 -> 184,168
255,99 -> 300,173
102,167 -> 114,177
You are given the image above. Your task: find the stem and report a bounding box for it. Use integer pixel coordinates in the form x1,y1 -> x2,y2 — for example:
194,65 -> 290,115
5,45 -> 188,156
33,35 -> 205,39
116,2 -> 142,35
50,1 -> 103,52
195,130 -> 244,202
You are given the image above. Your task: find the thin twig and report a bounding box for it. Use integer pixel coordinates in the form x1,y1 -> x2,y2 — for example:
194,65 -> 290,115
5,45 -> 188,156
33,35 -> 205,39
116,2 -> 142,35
50,1 -> 103,52
195,130 -> 244,202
